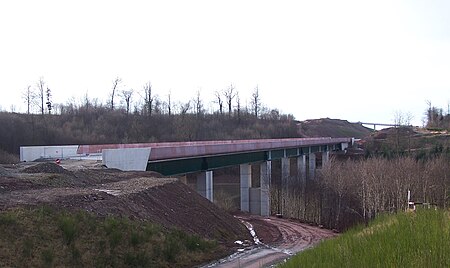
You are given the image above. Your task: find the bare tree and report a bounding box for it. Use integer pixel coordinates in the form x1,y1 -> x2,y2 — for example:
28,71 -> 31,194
194,90 -> 203,116
46,87 -> 52,114
167,92 -> 172,116
143,81 -> 153,116
180,100 -> 191,115
251,85 -> 260,118
110,77 -> 122,110
236,91 -> 241,121
214,90 -> 223,114
223,84 -> 236,115
22,85 -> 34,114
122,89 -> 133,114
36,77 -> 45,115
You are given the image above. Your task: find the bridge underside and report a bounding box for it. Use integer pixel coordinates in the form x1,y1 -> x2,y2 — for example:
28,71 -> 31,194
144,143 -> 343,217
20,138 -> 352,217
146,144 -> 341,176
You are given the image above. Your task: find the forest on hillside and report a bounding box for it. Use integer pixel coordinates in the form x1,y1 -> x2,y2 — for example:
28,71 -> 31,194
0,79 -> 304,156
0,82 -> 298,157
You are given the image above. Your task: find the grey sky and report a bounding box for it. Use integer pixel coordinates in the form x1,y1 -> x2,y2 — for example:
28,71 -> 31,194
0,0 -> 449,126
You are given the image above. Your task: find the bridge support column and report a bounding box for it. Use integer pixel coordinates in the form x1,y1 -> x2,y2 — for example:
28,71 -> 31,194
308,153 -> 316,179
297,155 -> 306,182
197,171 -> 213,202
240,164 -> 252,212
297,154 -> 307,219
281,157 -> 290,216
260,161 -> 271,217
322,151 -> 329,167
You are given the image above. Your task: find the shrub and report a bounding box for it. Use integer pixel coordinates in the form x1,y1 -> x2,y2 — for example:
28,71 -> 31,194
58,215 -> 77,245
0,148 -> 18,164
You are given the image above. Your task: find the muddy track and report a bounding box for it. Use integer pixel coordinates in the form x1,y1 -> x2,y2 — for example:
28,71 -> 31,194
205,215 -> 337,268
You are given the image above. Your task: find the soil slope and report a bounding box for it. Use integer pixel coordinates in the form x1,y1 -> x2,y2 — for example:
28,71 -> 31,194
298,118 -> 372,139
0,161 -> 250,245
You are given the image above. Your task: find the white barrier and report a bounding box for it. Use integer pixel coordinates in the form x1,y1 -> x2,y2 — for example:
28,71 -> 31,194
102,148 -> 151,171
20,145 -> 80,162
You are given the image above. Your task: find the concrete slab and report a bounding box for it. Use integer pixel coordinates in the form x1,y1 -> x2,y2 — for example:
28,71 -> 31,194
20,145 -> 80,162
102,148 -> 151,171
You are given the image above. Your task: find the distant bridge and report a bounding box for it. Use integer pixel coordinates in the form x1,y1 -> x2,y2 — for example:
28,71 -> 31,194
356,122 -> 400,130
20,137 -> 353,217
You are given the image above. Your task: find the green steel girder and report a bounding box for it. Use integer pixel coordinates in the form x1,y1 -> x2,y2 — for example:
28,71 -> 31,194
270,149 -> 285,160
286,148 -> 298,157
147,151 -> 268,176
147,143 -> 341,176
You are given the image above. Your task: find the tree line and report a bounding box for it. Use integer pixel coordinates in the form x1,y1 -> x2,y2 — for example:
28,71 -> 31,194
268,154 -> 449,232
18,77 -> 269,119
425,101 -> 450,130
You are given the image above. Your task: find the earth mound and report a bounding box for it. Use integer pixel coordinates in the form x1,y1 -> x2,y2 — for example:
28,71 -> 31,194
298,118 -> 372,138
0,166 -> 9,177
23,162 -> 72,175
0,164 -> 250,245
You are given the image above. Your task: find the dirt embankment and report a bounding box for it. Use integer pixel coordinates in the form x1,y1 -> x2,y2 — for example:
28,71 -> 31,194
0,162 -> 250,245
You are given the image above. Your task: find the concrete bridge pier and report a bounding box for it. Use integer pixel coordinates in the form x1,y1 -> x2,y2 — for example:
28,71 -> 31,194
308,153 -> 316,179
297,155 -> 307,182
322,151 -> 330,167
240,162 -> 272,217
197,171 -> 213,202
240,164 -> 252,212
280,157 -> 290,216
260,161 -> 272,217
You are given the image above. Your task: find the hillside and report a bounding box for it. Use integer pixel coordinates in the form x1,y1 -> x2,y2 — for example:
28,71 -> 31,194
282,209 -> 450,267
297,118 -> 372,139
363,126 -> 450,158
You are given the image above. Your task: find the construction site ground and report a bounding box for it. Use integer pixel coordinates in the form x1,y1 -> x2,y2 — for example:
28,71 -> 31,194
0,160 -> 336,266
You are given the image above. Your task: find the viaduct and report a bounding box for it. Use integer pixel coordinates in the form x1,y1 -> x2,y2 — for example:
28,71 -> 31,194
20,137 -> 352,217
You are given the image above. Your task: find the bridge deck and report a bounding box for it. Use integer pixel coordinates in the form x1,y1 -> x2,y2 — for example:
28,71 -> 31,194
77,137 -> 352,162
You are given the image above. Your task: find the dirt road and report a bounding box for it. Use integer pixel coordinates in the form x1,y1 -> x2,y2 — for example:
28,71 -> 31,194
204,215 -> 337,268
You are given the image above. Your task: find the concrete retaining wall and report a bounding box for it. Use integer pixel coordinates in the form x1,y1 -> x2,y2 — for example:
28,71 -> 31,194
20,145 -> 80,162
102,148 -> 151,171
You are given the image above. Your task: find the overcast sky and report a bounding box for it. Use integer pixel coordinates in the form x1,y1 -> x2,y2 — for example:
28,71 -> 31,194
1,0 -> 449,126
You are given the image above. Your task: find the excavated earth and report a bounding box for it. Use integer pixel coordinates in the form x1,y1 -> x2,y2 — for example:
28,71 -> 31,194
0,161 -> 250,248
1,160 -> 338,267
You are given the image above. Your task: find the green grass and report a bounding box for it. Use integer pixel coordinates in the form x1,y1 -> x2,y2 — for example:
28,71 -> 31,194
281,209 -> 450,268
0,206 -> 220,267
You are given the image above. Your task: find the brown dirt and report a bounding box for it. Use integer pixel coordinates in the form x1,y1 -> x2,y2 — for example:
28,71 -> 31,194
206,214 -> 337,268
23,162 -> 73,174
298,118 -> 372,139
1,160 -> 339,267
0,161 -> 250,246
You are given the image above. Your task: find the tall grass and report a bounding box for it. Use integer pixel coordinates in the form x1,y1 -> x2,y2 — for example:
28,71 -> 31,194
0,206 -> 220,267
281,209 -> 450,268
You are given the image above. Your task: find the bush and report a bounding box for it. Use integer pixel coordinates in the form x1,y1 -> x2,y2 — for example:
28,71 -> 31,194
0,148 -> 18,164
58,215 -> 77,245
